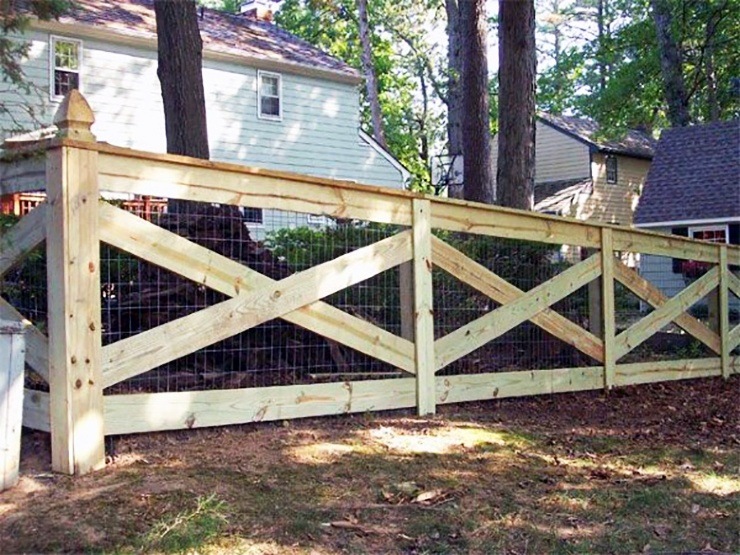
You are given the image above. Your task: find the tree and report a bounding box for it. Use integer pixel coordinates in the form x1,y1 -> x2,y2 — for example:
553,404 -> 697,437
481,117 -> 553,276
497,0 -> 536,210
459,0 -> 493,204
650,0 -> 689,126
357,0 -> 386,146
444,0 -> 463,197
153,0 -> 210,159
0,0 -> 70,131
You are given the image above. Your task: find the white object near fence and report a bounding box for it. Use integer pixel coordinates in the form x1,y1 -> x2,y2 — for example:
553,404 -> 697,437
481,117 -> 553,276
0,320 -> 27,491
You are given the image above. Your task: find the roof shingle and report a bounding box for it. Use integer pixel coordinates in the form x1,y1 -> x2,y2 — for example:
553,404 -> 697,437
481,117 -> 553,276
634,120 -> 740,225
539,113 -> 657,159
53,0 -> 359,80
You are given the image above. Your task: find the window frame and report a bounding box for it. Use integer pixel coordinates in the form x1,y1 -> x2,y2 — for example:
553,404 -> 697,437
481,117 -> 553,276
688,224 -> 729,244
605,155 -> 618,184
242,206 -> 264,225
50,35 -> 83,100
257,70 -> 282,121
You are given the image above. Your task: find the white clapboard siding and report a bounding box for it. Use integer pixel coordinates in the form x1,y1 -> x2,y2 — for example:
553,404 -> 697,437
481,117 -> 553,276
2,29 -> 404,191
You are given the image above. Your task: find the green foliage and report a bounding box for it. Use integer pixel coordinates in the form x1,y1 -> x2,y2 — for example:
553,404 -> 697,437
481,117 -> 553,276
0,0 -> 71,131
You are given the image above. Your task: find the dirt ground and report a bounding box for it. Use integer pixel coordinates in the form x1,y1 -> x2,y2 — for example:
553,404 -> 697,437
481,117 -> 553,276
1,376 -> 738,554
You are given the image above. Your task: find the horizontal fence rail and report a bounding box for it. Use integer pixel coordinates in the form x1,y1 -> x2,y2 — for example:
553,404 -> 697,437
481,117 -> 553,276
1,92 -> 738,474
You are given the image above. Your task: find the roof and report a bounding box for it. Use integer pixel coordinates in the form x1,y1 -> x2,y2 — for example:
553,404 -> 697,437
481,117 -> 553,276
634,120 -> 740,226
41,0 -> 359,82
534,178 -> 592,215
538,113 -> 657,159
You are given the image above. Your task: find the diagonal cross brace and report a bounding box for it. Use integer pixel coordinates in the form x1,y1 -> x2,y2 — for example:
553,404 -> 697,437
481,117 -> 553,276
99,203 -> 414,387
0,202 -> 47,278
434,251 -> 602,371
432,237 -> 604,367
614,267 -> 720,360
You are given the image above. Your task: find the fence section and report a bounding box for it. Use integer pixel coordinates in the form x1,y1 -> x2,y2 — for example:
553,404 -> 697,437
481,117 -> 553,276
1,91 -> 738,475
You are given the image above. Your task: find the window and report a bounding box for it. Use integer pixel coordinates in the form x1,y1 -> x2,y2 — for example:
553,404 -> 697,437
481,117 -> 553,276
51,37 -> 82,99
242,207 -> 263,224
605,155 -> 617,184
258,71 -> 281,120
689,225 -> 728,244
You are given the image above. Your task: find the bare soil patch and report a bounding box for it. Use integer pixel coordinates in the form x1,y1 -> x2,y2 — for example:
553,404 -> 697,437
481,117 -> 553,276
2,376 -> 738,554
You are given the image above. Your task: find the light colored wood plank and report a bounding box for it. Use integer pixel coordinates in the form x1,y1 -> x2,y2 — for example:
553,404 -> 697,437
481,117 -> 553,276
727,271 -> 740,298
99,204 -> 414,377
46,146 -> 105,475
412,199 -> 435,415
601,229 -> 616,389
614,267 -> 720,360
728,325 -> 740,352
399,262 -> 414,341
23,389 -> 50,433
0,298 -> 49,382
103,230 -> 413,387
0,324 -> 26,491
613,260 -> 721,355
612,228 -> 720,263
0,203 -> 47,278
614,358 -> 722,386
98,152 -> 414,226
0,156 -> 47,195
436,367 -> 604,405
719,246 -> 730,379
435,254 -> 602,371
432,237 -> 604,362
430,200 -> 602,248
104,378 -> 417,435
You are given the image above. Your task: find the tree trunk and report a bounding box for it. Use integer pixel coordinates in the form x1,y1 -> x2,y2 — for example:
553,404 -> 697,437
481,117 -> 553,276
496,0 -> 536,210
650,0 -> 690,127
460,0 -> 493,204
445,0 -> 464,198
154,0 -> 209,159
358,0 -> 387,148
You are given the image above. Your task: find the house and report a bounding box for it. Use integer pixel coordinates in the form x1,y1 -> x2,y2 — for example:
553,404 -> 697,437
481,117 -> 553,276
1,0 -> 409,235
634,119 -> 740,299
491,114 -> 656,227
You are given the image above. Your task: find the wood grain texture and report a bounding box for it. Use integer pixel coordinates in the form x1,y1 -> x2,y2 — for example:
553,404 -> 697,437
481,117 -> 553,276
719,246 -> 730,379
99,204 -> 414,381
45,146 -> 105,475
601,229 -> 616,389
614,267 -> 720,360
615,358 -> 722,386
98,152 -> 414,226
432,237 -> 604,362
435,254 -> 601,371
23,389 -> 50,432
104,379 -> 417,435
613,260 -> 721,355
103,230 -> 413,386
0,203 -> 47,278
612,228 -> 720,263
0,329 -> 25,491
412,200 -> 435,415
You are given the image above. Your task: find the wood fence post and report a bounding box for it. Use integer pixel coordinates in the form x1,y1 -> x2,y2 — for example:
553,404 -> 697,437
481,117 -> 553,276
601,228 -> 616,390
46,91 -> 105,475
399,262 -> 414,341
719,245 -> 730,379
412,199 -> 435,415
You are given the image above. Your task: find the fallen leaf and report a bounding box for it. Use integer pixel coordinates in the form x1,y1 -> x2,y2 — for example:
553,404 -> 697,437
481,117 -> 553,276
413,489 -> 443,504
653,524 -> 671,538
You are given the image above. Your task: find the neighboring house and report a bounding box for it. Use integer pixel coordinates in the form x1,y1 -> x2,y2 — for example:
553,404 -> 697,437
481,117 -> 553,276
1,0 -> 409,236
491,114 -> 656,227
634,119 -> 740,299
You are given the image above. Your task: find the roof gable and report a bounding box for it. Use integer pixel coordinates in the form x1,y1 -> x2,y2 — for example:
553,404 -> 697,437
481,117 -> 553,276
538,113 -> 656,159
634,120 -> 740,225
46,0 -> 359,82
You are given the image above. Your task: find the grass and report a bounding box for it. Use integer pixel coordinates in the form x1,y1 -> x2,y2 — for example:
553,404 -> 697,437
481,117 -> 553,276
1,377 -> 738,554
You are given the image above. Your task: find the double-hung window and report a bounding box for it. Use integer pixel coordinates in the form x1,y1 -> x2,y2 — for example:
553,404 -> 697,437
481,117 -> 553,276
689,225 -> 728,244
258,71 -> 282,120
51,37 -> 82,99
605,155 -> 618,184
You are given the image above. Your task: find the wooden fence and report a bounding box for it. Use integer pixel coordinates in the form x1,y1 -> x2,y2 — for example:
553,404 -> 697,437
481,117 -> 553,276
2,91 -> 738,475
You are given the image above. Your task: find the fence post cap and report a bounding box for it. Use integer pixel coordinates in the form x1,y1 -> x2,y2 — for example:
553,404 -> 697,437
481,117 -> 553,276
53,90 -> 96,142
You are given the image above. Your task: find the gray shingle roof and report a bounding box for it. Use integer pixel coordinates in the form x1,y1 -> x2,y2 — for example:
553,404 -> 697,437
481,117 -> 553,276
534,178 -> 592,215
53,0 -> 359,81
539,113 -> 657,159
634,120 -> 740,225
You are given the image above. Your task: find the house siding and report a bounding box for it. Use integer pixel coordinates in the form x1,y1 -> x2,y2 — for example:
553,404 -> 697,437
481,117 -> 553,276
580,153 -> 650,225
2,28 -> 404,192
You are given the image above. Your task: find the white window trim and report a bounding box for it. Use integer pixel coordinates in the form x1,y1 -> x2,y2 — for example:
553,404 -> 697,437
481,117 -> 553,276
49,35 -> 83,101
689,224 -> 729,243
257,70 -> 282,121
